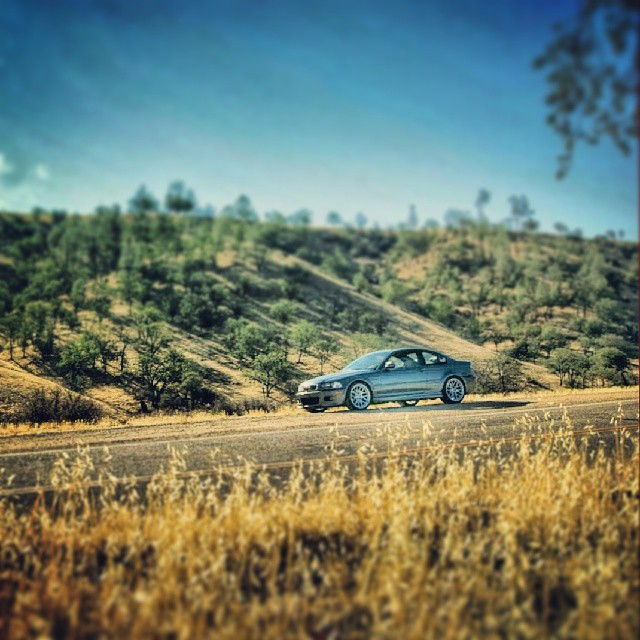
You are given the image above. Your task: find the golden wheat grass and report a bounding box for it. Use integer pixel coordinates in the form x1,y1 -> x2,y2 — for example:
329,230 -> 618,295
0,411 -> 637,639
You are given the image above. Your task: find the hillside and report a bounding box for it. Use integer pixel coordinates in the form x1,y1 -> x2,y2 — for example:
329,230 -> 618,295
0,210 -> 635,423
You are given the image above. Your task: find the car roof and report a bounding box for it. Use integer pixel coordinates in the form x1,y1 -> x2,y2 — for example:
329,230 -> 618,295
356,347 -> 448,358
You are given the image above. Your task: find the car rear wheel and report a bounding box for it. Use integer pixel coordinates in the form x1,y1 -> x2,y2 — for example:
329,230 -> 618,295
441,377 -> 465,404
400,400 -> 419,407
346,382 -> 372,411
304,407 -> 326,413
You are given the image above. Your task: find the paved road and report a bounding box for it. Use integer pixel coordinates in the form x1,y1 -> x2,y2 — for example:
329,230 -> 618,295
0,394 -> 637,495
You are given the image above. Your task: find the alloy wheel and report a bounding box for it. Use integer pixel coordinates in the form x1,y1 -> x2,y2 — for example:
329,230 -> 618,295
444,377 -> 465,403
348,383 -> 371,410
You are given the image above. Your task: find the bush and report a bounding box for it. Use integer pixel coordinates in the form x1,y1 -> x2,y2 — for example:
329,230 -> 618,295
8,388 -> 103,425
474,354 -> 525,393
270,299 -> 298,324
211,395 -> 278,416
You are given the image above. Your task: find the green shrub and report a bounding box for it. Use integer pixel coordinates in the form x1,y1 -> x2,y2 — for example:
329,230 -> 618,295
8,388 -> 103,425
474,354 -> 525,393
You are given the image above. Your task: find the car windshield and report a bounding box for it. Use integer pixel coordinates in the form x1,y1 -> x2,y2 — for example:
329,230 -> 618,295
342,352 -> 388,371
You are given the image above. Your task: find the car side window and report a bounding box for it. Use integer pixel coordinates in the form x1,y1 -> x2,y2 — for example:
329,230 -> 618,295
385,355 -> 403,369
421,350 -> 442,365
387,351 -> 421,369
385,351 -> 422,369
403,352 -> 421,368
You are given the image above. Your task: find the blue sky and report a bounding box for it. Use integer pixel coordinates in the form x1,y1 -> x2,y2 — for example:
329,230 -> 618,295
0,0 -> 636,236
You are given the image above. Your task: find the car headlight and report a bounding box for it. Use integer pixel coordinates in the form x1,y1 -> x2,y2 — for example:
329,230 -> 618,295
319,381 -> 343,390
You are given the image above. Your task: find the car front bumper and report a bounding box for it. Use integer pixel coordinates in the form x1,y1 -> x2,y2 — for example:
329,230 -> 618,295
296,387 -> 347,410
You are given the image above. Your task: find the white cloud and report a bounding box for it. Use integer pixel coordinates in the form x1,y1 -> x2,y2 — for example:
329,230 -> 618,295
0,152 -> 13,176
34,163 -> 50,181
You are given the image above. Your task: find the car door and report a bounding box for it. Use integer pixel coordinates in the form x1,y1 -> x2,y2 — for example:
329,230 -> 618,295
420,350 -> 447,393
373,351 -> 428,399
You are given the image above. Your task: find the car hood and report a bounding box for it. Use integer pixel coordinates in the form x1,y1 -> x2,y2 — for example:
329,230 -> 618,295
300,369 -> 370,387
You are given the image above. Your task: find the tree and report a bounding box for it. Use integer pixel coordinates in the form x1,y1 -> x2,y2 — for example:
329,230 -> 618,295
118,241 -> 144,310
265,210 -> 286,223
291,320 -> 316,364
475,189 -> 491,220
136,348 -> 185,409
355,211 -> 368,229
58,334 -> 101,389
573,250 -> 609,317
177,291 -> 218,331
548,348 -> 590,387
381,279 -> 410,307
224,320 -> 281,363
407,205 -> 418,229
175,362 -> 212,411
444,209 -> 472,228
33,322 -> 56,362
475,353 -> 525,393
327,211 -> 342,226
253,244 -> 269,272
1,310 -> 20,360
322,248 -> 353,282
313,336 -> 339,374
288,209 -> 312,226
594,298 -> 626,328
507,323 -> 541,361
534,0 -> 639,178
596,333 -> 636,357
535,281 -> 561,318
466,279 -> 490,319
133,309 -> 170,358
165,181 -> 196,214
90,280 -> 112,321
591,347 -> 630,385
231,194 -> 258,223
353,272 -> 372,294
90,333 -> 118,372
129,185 -> 158,214
23,301 -> 56,360
18,322 -> 31,358
114,326 -> 130,373
554,222 -> 569,235
271,300 -> 297,324
539,324 -> 568,357
0,281 -> 10,317
481,319 -> 506,351
70,278 -> 86,313
250,350 -> 291,397
508,195 -> 535,231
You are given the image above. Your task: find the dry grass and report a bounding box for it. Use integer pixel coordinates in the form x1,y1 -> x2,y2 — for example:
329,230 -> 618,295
0,410 -> 637,639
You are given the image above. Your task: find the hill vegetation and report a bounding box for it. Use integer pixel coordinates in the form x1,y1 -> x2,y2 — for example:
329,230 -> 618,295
0,190 -> 636,423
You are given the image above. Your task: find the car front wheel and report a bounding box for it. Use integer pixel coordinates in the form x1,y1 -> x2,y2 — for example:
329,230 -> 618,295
441,377 -> 465,404
346,382 -> 372,411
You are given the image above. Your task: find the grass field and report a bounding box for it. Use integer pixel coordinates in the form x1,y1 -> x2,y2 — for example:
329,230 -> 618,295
0,409 -> 637,639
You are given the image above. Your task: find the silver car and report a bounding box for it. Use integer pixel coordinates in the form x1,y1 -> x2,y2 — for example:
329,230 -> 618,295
296,346 -> 475,412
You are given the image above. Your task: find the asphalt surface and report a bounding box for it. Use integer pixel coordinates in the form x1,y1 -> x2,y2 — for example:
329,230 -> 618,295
0,393 -> 637,495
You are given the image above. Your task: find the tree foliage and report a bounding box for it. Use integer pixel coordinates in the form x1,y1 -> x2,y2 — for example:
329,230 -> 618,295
534,0 -> 639,178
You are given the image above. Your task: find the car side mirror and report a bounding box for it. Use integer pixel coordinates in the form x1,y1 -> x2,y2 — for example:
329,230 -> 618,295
384,362 -> 395,370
